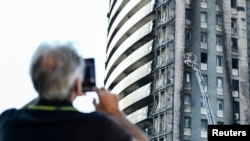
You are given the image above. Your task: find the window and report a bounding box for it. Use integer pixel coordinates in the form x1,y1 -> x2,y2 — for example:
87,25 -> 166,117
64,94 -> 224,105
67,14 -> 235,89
201,0 -> 207,2
217,77 -> 223,88
202,75 -> 208,86
216,56 -> 223,66
232,38 -> 238,49
184,117 -> 191,128
231,0 -> 237,8
217,99 -> 224,110
201,53 -> 207,64
184,95 -> 191,105
201,97 -> 205,107
232,79 -> 239,91
186,9 -> 192,20
201,12 -> 207,22
216,36 -> 222,46
216,15 -> 223,25
231,18 -> 237,28
185,72 -> 191,82
186,29 -> 191,40
231,18 -> 237,34
232,58 -> 238,69
216,0 -> 222,5
217,121 -> 224,125
201,119 -> 207,131
201,32 -> 207,43
233,101 -> 239,113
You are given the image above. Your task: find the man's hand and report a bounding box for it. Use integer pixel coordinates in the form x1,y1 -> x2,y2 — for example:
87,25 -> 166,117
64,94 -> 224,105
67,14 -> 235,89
93,87 -> 149,141
93,87 -> 120,115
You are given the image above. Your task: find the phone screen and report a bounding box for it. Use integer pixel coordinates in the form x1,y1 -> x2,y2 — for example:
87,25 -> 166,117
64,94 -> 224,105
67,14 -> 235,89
82,58 -> 96,92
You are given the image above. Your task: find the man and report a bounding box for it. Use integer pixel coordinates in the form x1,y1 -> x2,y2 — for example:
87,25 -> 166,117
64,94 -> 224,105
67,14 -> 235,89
0,40 -> 149,141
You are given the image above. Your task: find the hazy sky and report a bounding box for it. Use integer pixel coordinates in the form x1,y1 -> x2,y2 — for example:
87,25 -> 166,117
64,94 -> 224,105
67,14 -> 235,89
0,0 -> 108,113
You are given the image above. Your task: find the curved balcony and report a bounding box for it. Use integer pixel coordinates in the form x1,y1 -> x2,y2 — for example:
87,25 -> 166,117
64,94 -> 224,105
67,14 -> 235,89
127,106 -> 148,124
105,40 -> 153,88
105,21 -> 153,78
119,83 -> 151,110
108,0 -> 123,23
108,0 -> 151,41
111,61 -> 152,95
107,1 -> 154,58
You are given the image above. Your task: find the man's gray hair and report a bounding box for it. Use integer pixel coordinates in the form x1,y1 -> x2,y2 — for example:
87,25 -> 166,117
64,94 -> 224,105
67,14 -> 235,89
30,40 -> 84,101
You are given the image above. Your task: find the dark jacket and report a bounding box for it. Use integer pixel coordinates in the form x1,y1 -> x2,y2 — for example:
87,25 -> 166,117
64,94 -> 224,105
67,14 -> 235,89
0,99 -> 132,141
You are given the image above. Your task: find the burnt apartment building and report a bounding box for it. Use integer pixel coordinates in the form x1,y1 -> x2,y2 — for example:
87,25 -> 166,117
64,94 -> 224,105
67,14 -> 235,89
104,0 -> 250,141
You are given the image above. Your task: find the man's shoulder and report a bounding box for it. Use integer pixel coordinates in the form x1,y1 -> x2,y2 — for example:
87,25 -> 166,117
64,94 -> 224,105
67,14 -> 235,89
84,111 -> 132,140
0,108 -> 18,117
83,111 -> 124,128
0,108 -> 18,124
83,111 -> 115,123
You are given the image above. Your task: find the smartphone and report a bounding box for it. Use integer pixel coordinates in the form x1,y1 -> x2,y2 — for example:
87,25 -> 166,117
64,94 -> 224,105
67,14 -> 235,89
82,58 -> 96,92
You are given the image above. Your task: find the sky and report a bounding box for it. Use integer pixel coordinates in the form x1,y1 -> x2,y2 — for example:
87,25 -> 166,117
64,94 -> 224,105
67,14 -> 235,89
0,0 -> 108,113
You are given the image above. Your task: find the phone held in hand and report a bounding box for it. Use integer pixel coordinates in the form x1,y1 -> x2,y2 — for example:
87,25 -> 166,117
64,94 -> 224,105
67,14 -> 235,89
82,58 -> 96,92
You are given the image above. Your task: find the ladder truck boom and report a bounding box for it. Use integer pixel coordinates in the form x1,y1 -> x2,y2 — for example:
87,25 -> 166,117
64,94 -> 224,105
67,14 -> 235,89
183,52 -> 216,125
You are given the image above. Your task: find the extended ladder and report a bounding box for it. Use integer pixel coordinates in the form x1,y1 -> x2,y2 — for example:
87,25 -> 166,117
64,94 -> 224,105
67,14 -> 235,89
183,52 -> 216,125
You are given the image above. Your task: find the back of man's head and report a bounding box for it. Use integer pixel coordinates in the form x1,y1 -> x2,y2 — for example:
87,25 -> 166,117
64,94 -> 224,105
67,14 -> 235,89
30,40 -> 84,101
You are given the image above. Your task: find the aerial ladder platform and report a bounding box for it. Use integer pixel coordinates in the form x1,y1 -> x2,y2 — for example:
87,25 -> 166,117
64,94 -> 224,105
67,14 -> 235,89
183,51 -> 216,125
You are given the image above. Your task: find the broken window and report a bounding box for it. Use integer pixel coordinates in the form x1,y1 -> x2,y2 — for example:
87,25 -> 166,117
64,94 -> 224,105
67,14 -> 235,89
201,12 -> 207,22
216,0 -> 222,5
154,116 -> 160,133
231,18 -> 237,28
217,121 -> 224,125
160,114 -> 165,132
161,5 -> 167,22
233,102 -> 240,121
186,9 -> 192,20
202,74 -> 208,85
232,58 -> 238,69
231,18 -> 237,34
217,99 -> 224,110
216,56 -> 223,66
156,10 -> 162,23
185,72 -> 191,83
186,29 -> 191,40
184,117 -> 191,128
201,32 -> 207,43
200,97 -> 204,107
160,68 -> 166,86
232,37 -> 238,49
156,50 -> 161,66
233,101 -> 239,113
232,79 -> 239,91
201,52 -> 207,64
201,119 -> 207,131
184,94 -> 191,105
157,27 -> 166,44
217,77 -> 223,88
231,0 -> 237,8
184,72 -> 192,90
216,35 -> 223,46
216,15 -> 223,25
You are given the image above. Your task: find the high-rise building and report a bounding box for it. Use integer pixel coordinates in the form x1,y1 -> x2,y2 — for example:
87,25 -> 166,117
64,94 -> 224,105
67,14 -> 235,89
105,0 -> 250,141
